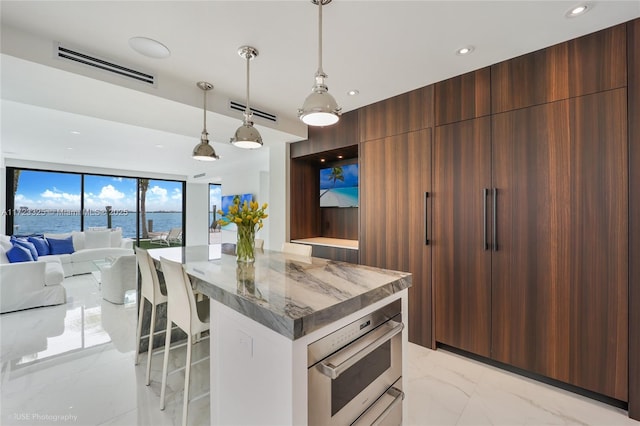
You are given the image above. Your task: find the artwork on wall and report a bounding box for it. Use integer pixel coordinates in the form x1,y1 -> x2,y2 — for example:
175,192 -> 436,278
319,164 -> 358,208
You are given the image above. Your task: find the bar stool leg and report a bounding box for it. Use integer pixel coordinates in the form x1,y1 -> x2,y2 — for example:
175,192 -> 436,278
145,302 -> 157,385
134,297 -> 145,365
182,335 -> 192,426
160,320 -> 173,411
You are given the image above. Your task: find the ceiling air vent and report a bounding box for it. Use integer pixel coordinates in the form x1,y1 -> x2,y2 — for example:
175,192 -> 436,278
56,43 -> 155,85
229,100 -> 277,123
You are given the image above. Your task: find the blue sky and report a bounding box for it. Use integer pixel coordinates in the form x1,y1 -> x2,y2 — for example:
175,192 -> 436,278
319,164 -> 359,190
14,171 -> 183,211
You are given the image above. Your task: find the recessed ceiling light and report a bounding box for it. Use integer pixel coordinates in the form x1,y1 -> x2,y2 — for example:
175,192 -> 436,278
320,158 -> 326,163
337,155 -> 343,159
456,46 -> 475,56
347,89 -> 359,96
129,36 -> 171,59
566,3 -> 590,18
70,130 -> 80,135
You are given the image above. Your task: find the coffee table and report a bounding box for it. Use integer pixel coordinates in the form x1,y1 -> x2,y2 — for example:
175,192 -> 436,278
92,257 -> 115,285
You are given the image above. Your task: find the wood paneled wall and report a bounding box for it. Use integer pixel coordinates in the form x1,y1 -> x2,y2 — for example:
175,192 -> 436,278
628,17 -> 640,421
359,86 -> 434,141
492,24 -> 626,113
320,208 -> 358,240
291,111 -> 358,158
435,67 -> 491,126
289,159 -> 320,240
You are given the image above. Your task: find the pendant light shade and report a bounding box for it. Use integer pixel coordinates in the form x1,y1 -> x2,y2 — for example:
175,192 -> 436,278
231,46 -> 263,149
298,0 -> 341,126
193,81 -> 220,161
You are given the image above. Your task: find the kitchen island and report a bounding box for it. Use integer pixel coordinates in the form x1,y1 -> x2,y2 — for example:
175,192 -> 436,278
148,245 -> 411,425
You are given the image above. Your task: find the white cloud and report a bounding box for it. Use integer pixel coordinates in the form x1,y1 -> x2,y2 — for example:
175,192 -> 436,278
149,186 -> 168,198
98,185 -> 125,200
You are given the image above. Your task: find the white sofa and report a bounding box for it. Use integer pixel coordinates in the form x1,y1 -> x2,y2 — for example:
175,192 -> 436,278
0,244 -> 66,314
0,229 -> 134,313
42,230 -> 134,277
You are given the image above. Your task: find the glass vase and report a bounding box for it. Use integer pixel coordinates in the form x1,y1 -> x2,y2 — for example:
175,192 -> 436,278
236,223 -> 256,263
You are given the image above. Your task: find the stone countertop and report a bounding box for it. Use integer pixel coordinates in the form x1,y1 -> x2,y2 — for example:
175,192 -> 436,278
148,245 -> 411,340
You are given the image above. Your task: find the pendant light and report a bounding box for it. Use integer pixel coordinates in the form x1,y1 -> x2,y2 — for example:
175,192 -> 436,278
230,46 -> 263,149
192,81 -> 220,161
298,0 -> 341,127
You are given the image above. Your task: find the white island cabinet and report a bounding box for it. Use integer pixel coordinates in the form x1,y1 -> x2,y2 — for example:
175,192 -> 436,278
166,245 -> 410,426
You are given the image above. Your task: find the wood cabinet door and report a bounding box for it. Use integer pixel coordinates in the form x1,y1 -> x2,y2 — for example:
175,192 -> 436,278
491,90 -> 628,400
360,129 -> 432,347
433,117 -> 492,357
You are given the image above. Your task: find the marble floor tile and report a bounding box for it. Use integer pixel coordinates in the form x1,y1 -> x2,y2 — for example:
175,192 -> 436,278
1,274 -> 638,426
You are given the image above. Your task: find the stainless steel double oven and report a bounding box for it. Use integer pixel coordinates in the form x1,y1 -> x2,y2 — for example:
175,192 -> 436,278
308,299 -> 404,426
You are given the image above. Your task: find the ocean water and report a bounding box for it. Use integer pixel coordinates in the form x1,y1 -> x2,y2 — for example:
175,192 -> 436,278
12,211 -> 184,238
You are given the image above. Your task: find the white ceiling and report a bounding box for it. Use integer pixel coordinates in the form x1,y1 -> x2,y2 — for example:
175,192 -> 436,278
1,1 -> 639,181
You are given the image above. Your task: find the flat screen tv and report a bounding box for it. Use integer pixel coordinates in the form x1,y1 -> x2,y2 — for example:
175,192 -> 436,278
319,164 -> 358,208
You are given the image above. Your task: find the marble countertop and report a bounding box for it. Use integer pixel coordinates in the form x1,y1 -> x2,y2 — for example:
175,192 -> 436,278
148,245 -> 411,340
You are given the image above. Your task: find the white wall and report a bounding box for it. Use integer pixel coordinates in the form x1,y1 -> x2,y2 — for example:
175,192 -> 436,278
268,142 -> 289,251
185,182 -> 210,246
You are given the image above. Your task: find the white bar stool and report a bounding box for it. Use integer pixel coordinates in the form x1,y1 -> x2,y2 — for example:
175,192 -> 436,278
134,248 -> 168,385
159,256 -> 210,426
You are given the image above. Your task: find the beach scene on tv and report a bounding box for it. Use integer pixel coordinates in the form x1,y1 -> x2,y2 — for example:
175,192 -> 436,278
319,164 -> 358,208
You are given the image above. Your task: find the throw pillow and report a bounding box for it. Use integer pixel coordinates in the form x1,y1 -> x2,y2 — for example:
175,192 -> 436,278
6,245 -> 34,263
11,237 -> 39,260
85,229 -> 111,249
110,228 -> 123,248
47,236 -> 75,255
28,236 -> 51,256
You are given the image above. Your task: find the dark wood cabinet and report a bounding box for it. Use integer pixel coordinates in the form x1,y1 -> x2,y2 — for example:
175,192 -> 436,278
360,129 -> 432,347
433,117 -> 492,357
492,24 -> 626,114
291,18 -> 638,419
435,68 -> 491,126
628,17 -> 640,421
491,89 -> 628,401
359,86 -> 433,142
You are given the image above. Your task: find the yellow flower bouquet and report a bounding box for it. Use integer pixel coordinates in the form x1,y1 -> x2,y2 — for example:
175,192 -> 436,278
217,196 -> 268,263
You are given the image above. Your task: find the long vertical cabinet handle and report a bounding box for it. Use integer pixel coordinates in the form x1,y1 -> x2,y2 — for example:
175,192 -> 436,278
424,192 -> 430,245
483,189 -> 488,250
493,188 -> 498,251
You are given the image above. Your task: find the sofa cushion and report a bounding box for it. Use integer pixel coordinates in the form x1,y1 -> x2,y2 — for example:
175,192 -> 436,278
11,237 -> 39,260
85,229 -> 111,249
0,236 -> 12,251
47,236 -> 75,255
0,246 -> 10,264
6,245 -> 34,263
110,229 -> 123,248
72,231 -> 85,251
44,261 -> 65,286
28,236 -> 51,256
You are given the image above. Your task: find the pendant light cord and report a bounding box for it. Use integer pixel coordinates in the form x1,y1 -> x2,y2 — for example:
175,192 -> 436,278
317,0 -> 324,76
202,89 -> 207,133
245,52 -> 251,121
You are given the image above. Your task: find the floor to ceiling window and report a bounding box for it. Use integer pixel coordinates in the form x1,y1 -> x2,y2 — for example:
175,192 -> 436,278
6,167 -> 185,245
9,170 -> 82,236
83,174 -> 137,235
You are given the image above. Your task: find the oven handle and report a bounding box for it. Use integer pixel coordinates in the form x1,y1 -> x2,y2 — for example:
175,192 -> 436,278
370,386 -> 405,426
317,320 -> 404,380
